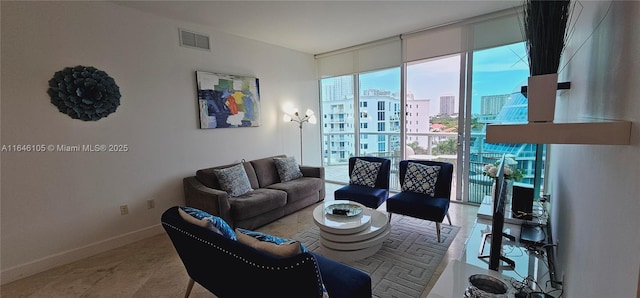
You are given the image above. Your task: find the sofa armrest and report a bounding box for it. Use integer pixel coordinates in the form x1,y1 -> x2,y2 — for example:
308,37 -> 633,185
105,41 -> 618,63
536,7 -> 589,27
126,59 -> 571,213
300,166 -> 326,201
313,252 -> 371,298
300,166 -> 325,179
183,176 -> 234,227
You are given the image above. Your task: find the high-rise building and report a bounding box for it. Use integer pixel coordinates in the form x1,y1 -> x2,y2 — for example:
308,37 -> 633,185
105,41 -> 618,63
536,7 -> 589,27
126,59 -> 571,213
479,94 -> 510,123
439,95 -> 456,115
321,85 -> 400,162
405,97 -> 431,148
471,92 -> 540,186
321,76 -> 354,101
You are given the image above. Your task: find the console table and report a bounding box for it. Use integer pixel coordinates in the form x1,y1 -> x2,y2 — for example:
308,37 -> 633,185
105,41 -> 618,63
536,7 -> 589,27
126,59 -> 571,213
477,195 -> 547,226
428,198 -> 558,297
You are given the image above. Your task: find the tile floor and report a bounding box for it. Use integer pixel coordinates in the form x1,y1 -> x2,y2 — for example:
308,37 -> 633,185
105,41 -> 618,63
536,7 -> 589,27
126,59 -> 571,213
1,183 -> 478,297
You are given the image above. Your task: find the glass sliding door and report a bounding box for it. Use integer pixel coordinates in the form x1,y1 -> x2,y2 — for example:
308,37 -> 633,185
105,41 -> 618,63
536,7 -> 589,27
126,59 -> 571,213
320,75 -> 355,183
320,67 -> 401,186
358,68 -> 401,189
317,11 -> 532,203
405,54 -> 461,200
466,42 -> 544,204
402,43 -> 546,204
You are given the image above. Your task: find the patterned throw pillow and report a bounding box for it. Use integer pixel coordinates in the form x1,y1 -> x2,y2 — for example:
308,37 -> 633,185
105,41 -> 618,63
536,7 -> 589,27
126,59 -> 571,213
350,158 -> 382,188
273,156 -> 303,182
402,162 -> 441,196
214,163 -> 253,197
180,206 -> 237,240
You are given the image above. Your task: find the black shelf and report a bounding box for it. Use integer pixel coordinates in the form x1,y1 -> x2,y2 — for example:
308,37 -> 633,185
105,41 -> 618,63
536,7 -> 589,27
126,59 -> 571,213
520,82 -> 571,98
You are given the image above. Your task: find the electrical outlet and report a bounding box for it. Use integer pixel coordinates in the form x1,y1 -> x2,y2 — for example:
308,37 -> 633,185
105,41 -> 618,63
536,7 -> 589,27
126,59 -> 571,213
147,199 -> 155,209
120,205 -> 129,215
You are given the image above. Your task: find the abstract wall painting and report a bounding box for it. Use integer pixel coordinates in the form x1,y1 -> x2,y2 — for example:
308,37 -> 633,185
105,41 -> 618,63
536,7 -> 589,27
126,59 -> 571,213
196,71 -> 260,129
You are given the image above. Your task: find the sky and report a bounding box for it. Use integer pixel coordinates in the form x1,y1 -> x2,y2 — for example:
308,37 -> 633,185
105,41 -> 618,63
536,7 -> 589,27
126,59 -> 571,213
359,42 -> 530,116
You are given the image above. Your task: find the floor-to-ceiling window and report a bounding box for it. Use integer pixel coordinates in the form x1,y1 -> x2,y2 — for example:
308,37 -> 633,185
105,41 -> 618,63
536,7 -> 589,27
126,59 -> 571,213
320,68 -> 401,186
320,75 -> 355,183
404,54 -> 461,199
359,69 -> 401,188
466,42 -> 544,204
317,10 -> 546,203
401,41 -> 544,204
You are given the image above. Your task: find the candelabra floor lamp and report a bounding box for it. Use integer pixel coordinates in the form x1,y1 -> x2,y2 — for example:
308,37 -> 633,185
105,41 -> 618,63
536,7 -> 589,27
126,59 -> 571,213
283,108 -> 316,165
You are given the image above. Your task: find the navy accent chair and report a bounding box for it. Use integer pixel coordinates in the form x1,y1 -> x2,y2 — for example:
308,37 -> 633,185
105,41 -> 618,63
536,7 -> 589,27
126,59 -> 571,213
161,206 -> 372,298
334,157 -> 391,209
386,160 -> 453,242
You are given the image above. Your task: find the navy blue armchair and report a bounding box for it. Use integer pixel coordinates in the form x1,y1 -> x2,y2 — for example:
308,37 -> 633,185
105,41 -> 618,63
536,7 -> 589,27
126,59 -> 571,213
161,206 -> 372,298
386,160 -> 453,242
334,157 -> 391,209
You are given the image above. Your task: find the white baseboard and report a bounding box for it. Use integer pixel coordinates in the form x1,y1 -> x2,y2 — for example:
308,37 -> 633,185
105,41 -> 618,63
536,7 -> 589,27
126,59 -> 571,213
1,224 -> 164,285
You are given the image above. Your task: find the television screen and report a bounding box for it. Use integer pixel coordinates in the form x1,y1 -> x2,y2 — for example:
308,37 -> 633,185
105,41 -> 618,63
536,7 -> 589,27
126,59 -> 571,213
478,155 -> 516,271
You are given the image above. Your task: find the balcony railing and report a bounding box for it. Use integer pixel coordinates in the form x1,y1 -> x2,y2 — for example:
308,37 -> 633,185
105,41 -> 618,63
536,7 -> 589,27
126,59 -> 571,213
322,131 -> 536,204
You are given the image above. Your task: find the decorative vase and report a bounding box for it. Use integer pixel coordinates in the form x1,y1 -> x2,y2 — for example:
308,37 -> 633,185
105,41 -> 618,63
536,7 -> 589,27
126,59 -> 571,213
506,179 -> 513,204
491,179 -> 514,204
527,73 -> 559,123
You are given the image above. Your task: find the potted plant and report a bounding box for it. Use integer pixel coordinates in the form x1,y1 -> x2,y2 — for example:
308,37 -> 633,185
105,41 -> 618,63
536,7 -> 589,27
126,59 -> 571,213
523,0 -> 572,123
483,159 -> 523,203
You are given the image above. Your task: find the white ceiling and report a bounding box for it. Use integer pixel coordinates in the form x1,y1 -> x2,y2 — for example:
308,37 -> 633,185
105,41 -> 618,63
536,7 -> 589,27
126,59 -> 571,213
115,1 -> 522,55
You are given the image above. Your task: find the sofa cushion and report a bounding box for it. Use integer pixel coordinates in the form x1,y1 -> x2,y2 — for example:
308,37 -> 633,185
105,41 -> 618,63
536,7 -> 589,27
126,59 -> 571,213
242,163 -> 260,190
267,177 -> 324,203
214,163 -> 253,197
178,208 -> 221,234
334,183 -> 389,209
274,156 -> 303,182
350,158 -> 382,188
196,162 -> 259,190
229,188 -> 287,220
179,206 -> 236,240
235,228 -> 303,257
402,162 -> 440,196
250,155 -> 286,188
387,192 -> 450,222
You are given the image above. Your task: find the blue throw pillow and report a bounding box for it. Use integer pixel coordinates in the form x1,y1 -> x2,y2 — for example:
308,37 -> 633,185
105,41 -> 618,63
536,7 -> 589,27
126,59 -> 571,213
180,206 -> 237,240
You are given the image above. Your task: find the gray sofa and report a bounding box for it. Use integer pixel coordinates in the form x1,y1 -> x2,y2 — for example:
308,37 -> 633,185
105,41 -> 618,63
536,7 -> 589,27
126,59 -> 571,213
183,155 -> 325,230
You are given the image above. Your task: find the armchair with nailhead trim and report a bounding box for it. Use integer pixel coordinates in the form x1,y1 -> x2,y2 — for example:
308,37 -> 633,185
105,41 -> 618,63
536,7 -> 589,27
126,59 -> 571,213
162,206 -> 372,298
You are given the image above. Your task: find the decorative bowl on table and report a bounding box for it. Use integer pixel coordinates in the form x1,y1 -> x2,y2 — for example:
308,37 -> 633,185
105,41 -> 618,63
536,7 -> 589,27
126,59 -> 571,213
325,203 -> 363,217
464,274 -> 508,298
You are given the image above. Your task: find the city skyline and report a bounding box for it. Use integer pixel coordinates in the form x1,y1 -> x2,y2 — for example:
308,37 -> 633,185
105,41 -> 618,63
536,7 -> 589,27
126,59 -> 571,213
358,42 -> 529,116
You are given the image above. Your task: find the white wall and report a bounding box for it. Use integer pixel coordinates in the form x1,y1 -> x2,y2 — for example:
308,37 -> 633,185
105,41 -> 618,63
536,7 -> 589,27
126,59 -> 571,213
0,1 -> 319,283
550,1 -> 640,296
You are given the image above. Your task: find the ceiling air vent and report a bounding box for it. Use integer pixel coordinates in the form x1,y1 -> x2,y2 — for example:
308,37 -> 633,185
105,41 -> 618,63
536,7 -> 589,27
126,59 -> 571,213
179,28 -> 210,51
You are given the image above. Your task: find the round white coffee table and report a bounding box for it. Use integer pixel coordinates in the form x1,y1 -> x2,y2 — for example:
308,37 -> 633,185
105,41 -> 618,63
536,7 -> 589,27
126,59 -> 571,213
312,200 -> 390,262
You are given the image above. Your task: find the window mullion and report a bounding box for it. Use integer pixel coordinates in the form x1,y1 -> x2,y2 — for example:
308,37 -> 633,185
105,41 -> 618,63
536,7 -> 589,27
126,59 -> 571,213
353,74 -> 360,156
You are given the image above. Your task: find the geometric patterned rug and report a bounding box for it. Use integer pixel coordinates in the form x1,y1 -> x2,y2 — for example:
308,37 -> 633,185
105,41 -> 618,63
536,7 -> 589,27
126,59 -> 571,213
293,215 -> 460,298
